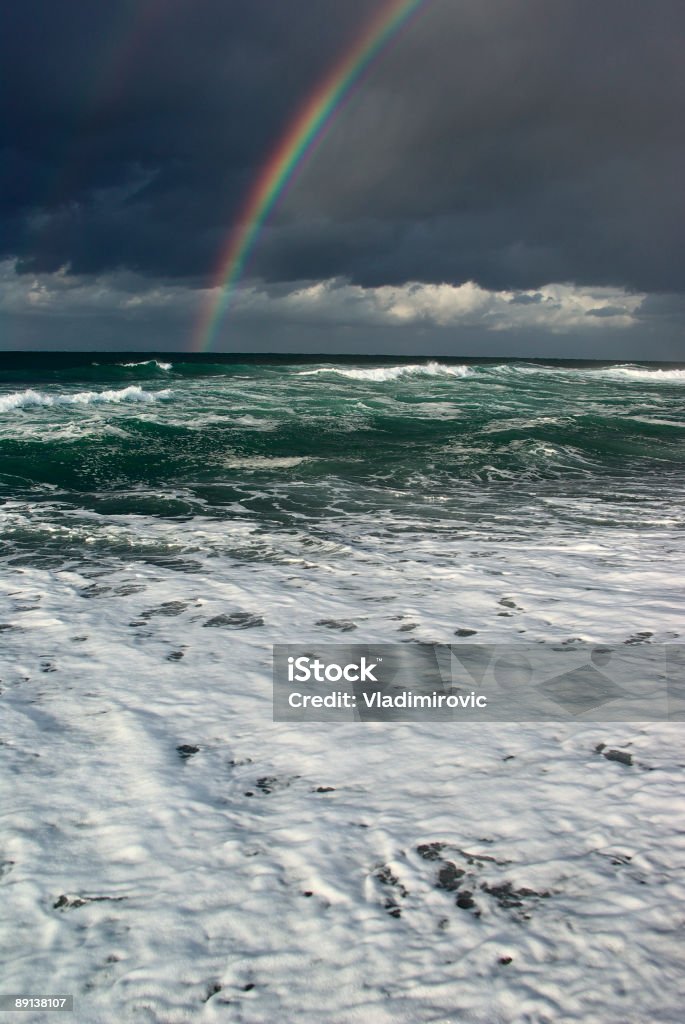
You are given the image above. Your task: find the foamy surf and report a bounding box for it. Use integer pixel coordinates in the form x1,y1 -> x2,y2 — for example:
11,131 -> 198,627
222,455 -> 309,469
595,365 -> 685,382
119,359 -> 173,370
479,363 -> 685,385
297,361 -> 472,381
0,385 -> 172,413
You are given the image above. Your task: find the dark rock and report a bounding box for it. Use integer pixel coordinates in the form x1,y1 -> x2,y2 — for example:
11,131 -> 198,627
481,881 -> 549,909
375,866 -> 408,897
375,863 -> 408,920
204,612 -> 264,629
456,890 -> 476,910
315,786 -> 335,793
256,776 -> 278,794
458,848 -> 502,865
142,601 -> 188,618
416,842 -> 447,861
624,632 -> 654,645
499,956 -> 513,965
454,628 -> 478,637
315,619 -> 357,632
603,748 -> 633,766
436,861 -> 465,892
54,893 -> 125,909
177,744 -> 199,760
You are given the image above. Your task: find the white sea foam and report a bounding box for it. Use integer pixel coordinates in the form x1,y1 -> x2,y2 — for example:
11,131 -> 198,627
595,365 -> 685,382
297,361 -> 472,381
223,455 -> 309,469
226,414 -> 279,430
482,363 -> 685,384
119,359 -> 172,370
0,385 -> 171,413
0,511 -> 683,1023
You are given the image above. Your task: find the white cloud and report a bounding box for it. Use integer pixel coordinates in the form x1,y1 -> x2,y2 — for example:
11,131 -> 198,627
238,278 -> 645,332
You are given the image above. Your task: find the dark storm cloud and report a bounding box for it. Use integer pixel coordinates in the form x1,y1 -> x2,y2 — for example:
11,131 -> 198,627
1,0 -> 375,275
2,0 -> 684,294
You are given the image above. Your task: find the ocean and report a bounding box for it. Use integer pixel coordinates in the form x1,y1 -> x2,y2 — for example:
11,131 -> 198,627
1,353 -> 684,1023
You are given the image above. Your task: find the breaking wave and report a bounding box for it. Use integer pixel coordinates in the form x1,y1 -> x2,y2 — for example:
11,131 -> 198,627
119,359 -> 172,371
296,361 -> 472,381
0,385 -> 172,413
595,365 -> 685,383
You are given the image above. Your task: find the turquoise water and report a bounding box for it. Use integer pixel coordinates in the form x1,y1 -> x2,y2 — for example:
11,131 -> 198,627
1,354 -> 684,570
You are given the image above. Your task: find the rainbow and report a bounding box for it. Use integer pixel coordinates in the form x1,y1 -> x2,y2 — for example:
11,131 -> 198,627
192,0 -> 428,352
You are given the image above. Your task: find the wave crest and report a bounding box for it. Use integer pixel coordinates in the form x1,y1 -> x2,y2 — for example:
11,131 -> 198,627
297,361 -> 472,381
597,365 -> 685,383
119,359 -> 172,371
0,385 -> 172,413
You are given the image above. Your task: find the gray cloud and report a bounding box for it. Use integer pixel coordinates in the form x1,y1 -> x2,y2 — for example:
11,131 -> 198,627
266,0 -> 685,293
1,0 -> 683,298
8,259 -> 684,362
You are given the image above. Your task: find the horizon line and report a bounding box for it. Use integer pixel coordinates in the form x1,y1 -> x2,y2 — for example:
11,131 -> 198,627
0,350 -> 683,366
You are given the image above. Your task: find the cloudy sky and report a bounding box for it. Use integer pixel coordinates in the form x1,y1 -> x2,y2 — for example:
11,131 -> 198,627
1,0 -> 684,357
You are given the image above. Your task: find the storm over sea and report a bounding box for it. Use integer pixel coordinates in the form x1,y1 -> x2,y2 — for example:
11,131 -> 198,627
1,353 -> 684,1023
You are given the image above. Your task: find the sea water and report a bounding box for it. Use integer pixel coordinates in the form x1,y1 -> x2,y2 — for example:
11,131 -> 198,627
1,354 -> 684,1023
